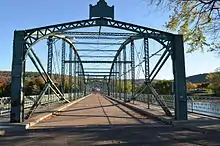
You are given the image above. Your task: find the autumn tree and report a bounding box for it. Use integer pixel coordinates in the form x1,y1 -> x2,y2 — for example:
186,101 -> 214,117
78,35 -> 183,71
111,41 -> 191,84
149,0 -> 220,52
186,82 -> 197,91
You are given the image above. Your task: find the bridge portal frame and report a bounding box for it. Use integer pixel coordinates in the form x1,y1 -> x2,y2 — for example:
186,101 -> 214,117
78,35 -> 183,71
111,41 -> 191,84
11,17 -> 187,123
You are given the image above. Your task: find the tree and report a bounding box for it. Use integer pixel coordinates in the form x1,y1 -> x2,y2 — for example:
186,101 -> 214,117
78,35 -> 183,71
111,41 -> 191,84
25,80 -> 40,95
206,68 -> 220,95
153,80 -> 173,95
186,82 -> 197,91
149,0 -> 220,53
34,77 -> 45,90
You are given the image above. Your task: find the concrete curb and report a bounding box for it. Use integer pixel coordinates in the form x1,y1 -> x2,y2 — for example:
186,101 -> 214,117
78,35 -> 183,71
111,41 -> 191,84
25,94 -> 91,129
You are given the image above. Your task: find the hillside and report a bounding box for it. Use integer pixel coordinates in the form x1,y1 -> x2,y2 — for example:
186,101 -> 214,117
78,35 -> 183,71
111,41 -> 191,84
186,73 -> 208,83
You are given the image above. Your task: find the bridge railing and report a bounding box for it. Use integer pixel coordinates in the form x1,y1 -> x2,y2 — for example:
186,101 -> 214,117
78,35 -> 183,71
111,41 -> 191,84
110,93 -> 220,117
0,92 -> 85,116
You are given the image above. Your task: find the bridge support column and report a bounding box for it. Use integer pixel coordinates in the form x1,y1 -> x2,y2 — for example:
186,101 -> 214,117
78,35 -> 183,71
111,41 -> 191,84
123,46 -> 127,101
47,36 -> 53,104
119,54 -> 122,100
61,40 -> 66,94
69,45 -> 73,100
10,31 -> 26,123
131,40 -> 135,100
74,54 -> 77,99
172,35 -> 187,120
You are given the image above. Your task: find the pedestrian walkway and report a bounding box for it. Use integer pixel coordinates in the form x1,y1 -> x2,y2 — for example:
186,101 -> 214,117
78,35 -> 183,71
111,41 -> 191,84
120,99 -> 220,133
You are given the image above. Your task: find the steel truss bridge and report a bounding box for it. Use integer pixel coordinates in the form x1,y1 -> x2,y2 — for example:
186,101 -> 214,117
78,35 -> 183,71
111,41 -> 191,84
10,0 -> 187,123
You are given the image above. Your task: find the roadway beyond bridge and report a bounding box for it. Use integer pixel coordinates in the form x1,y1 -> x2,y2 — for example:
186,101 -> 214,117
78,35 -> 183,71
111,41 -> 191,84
1,94 -> 220,146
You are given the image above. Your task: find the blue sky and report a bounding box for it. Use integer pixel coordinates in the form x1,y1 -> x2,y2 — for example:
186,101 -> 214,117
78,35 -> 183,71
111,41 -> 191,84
0,0 -> 219,79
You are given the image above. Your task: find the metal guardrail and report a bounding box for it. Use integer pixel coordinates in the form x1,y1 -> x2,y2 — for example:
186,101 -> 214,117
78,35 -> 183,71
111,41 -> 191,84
0,93 -> 84,116
135,94 -> 220,117
110,93 -> 220,117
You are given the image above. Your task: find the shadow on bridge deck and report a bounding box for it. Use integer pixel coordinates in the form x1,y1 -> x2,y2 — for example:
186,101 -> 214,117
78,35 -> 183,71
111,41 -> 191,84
1,94 -> 220,145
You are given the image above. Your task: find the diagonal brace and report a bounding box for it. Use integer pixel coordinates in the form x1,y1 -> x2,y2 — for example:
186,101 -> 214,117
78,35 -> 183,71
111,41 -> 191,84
146,82 -> 172,117
25,83 -> 50,119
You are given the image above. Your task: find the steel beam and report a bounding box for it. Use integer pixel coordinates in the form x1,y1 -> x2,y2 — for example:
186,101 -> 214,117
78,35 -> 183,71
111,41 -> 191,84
61,40 -> 66,93
172,35 -> 187,120
30,49 -> 69,103
68,36 -> 128,40
144,38 -> 150,81
84,68 -> 110,70
69,45 -> 73,100
73,42 -> 121,45
123,45 -> 127,101
28,52 -> 46,82
149,48 -> 169,80
64,61 -> 132,64
146,82 -> 172,116
62,32 -> 136,36
131,40 -> 135,100
47,36 -> 53,77
47,36 -> 53,102
25,83 -> 50,119
119,53 -> 122,100
78,74 -> 116,77
77,72 -> 118,74
10,31 -> 26,123
74,55 -> 77,100
26,18 -> 171,46
77,49 -> 118,52
150,50 -> 171,82
80,55 -> 115,58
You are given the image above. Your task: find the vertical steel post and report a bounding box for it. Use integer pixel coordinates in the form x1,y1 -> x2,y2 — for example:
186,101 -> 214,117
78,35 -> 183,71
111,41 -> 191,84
115,60 -> 118,98
10,31 -> 26,123
113,64 -> 115,97
77,61 -> 80,98
47,36 -> 53,103
61,40 -> 66,94
172,35 -> 187,120
144,38 -> 150,108
131,40 -> 135,100
69,45 -> 73,100
107,76 -> 110,96
79,67 -> 82,97
144,38 -> 150,81
74,54 -> 77,100
119,54 -> 122,100
123,45 -> 127,101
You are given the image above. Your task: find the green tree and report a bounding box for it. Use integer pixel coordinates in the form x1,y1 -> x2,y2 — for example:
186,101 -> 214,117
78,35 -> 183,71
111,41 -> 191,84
149,0 -> 220,52
206,68 -> 220,95
34,77 -> 45,90
153,80 -> 172,95
25,80 -> 40,95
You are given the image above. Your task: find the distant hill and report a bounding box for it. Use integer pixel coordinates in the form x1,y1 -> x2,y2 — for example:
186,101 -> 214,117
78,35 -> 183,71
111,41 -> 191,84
135,73 -> 209,84
186,73 -> 208,83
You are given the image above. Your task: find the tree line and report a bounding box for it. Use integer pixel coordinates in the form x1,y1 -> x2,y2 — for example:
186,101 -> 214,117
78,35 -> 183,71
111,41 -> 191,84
0,70 -> 220,97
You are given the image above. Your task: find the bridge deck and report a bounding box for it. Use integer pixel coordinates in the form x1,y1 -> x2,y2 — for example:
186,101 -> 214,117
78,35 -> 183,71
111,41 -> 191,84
32,94 -> 157,128
1,94 -> 220,146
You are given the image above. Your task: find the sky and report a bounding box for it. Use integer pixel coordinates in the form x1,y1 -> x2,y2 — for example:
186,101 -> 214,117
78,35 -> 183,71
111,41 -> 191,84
0,0 -> 219,79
